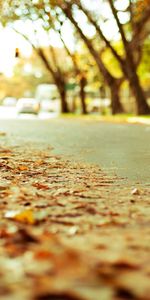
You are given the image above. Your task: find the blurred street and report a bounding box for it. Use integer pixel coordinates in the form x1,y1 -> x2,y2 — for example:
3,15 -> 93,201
0,117 -> 150,183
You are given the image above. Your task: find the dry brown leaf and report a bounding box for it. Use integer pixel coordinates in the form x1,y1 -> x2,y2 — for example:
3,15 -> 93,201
18,165 -> 29,171
0,131 -> 6,136
32,182 -> 49,190
131,188 -> 140,195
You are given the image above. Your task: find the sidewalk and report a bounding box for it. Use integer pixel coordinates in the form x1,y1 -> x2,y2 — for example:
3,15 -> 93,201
62,114 -> 150,126
0,140 -> 150,300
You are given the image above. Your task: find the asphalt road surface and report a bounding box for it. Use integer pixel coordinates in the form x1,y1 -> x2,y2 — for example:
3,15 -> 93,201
0,116 -> 150,184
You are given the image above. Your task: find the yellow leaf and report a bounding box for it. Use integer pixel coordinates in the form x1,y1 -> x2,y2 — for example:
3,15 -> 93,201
15,210 -> 35,224
5,209 -> 35,224
18,165 -> 29,171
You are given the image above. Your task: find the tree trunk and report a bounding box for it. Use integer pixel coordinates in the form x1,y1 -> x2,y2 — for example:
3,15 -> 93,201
80,77 -> 87,114
59,88 -> 69,113
107,0 -> 150,115
110,83 -> 124,115
128,71 -> 150,115
71,96 -> 77,113
119,50 -> 150,115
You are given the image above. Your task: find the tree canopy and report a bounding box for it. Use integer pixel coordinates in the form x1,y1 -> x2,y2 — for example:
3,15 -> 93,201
0,0 -> 150,114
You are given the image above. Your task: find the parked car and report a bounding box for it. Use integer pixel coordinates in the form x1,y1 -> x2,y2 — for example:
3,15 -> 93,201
16,98 -> 40,114
2,97 -> 17,107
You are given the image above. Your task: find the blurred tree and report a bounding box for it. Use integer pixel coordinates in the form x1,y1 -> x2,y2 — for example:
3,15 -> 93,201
1,0 -> 70,112
1,0 -> 150,114
1,0 -> 124,114
138,37 -> 150,90
57,0 -> 150,114
37,46 -> 69,113
55,21 -> 88,114
56,1 -> 124,114
0,0 -> 101,114
82,0 -> 149,113
106,0 -> 150,114
14,30 -> 69,113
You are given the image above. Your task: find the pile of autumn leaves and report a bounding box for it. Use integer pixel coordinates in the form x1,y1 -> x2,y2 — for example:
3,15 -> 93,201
0,144 -> 150,300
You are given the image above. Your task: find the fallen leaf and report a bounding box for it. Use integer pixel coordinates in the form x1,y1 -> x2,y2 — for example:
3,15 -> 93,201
18,165 -> 29,171
0,132 -> 6,136
5,209 -> 35,224
131,188 -> 140,195
68,226 -> 79,236
32,182 -> 49,190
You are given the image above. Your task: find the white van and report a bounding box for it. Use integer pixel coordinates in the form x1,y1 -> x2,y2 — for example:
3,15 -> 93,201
35,84 -> 60,113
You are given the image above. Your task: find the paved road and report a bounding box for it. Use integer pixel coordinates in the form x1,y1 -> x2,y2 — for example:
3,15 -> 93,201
0,117 -> 150,183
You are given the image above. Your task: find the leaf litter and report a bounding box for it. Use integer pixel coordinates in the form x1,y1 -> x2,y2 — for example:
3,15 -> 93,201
0,141 -> 150,300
